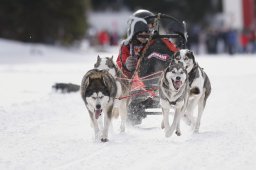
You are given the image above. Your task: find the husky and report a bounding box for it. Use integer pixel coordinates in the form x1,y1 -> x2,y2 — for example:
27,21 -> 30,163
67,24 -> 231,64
94,55 -> 130,131
159,63 -> 189,137
81,69 -> 118,142
173,49 -> 211,133
52,55 -> 129,135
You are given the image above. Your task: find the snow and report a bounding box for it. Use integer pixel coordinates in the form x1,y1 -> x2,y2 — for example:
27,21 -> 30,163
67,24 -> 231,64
88,11 -> 132,34
1,38 -> 256,170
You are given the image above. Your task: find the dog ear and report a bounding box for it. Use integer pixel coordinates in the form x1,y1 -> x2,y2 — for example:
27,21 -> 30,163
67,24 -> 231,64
163,67 -> 171,87
168,58 -> 175,66
94,55 -> 101,68
111,56 -> 114,60
102,74 -> 116,97
165,64 -> 173,77
101,70 -> 110,86
81,75 -> 90,97
187,50 -> 194,59
85,77 -> 90,88
185,50 -> 196,63
173,51 -> 180,60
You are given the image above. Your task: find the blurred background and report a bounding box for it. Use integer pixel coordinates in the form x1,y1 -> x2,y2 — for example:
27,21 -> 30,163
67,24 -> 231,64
0,0 -> 255,55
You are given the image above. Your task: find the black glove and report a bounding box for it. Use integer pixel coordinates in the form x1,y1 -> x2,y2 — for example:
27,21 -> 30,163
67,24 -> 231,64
125,56 -> 137,71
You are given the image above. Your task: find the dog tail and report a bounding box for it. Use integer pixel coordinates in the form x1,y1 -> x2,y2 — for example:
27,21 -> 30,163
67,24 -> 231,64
52,83 -> 80,93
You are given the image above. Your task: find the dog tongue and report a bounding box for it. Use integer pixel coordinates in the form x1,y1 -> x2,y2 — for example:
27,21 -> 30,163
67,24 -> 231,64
174,80 -> 182,89
95,109 -> 102,119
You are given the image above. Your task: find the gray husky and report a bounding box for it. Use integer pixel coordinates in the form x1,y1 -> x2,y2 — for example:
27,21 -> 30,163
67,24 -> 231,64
173,49 -> 211,133
81,69 -> 117,142
52,56 -> 129,139
159,63 -> 189,137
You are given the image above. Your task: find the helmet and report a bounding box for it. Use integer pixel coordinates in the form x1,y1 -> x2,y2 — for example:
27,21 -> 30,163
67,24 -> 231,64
133,9 -> 155,24
133,21 -> 148,36
123,16 -> 149,44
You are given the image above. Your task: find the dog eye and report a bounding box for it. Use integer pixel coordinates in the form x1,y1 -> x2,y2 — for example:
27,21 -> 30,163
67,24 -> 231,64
184,57 -> 188,60
171,71 -> 176,74
99,96 -> 103,99
92,97 -> 96,100
180,71 -> 184,74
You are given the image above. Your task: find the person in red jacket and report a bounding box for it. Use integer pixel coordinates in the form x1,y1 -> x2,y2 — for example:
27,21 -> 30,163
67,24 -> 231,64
116,16 -> 149,78
116,9 -> 178,78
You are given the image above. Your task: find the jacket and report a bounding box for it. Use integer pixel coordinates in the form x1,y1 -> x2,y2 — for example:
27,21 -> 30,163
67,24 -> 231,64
116,38 -> 179,78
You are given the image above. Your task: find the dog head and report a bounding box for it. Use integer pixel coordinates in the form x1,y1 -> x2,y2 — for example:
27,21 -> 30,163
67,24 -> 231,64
164,63 -> 188,91
86,74 -> 111,119
81,69 -> 117,119
86,90 -> 110,119
94,55 -> 116,76
173,49 -> 195,73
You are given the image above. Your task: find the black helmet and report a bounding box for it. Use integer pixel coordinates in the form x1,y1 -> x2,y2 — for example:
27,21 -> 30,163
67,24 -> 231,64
133,21 -> 148,36
133,9 -> 155,24
123,16 -> 149,44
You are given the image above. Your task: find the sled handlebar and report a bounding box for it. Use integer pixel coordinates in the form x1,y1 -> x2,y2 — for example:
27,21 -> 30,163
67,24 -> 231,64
143,13 -> 188,48
137,33 -> 185,40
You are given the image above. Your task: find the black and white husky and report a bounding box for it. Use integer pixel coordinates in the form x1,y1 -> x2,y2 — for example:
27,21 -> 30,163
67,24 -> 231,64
174,49 -> 211,133
94,56 -> 130,132
52,56 -> 129,140
159,63 -> 189,137
81,69 -> 117,142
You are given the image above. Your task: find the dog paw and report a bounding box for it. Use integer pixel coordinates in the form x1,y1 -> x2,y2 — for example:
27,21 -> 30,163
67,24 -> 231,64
194,128 -> 199,134
101,138 -> 109,142
161,121 -> 165,129
165,128 -> 174,137
175,131 -> 181,136
193,122 -> 200,133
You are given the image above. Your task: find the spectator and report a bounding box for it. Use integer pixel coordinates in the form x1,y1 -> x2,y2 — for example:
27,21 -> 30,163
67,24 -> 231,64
98,30 -> 110,47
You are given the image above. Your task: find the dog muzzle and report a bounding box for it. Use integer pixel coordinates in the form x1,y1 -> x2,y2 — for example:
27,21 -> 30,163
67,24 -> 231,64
172,80 -> 182,90
94,109 -> 102,119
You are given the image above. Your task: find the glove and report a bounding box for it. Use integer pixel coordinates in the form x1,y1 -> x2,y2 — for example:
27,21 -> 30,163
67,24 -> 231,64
125,56 -> 137,71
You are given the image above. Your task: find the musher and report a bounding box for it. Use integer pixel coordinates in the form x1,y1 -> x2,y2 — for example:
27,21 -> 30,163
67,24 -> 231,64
116,9 -> 179,78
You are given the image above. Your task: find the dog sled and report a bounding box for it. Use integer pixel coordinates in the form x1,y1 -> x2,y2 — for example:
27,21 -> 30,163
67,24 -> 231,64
127,13 -> 188,124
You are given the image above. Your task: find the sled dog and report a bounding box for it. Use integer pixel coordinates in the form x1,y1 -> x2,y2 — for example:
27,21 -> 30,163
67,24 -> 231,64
173,49 -> 211,132
80,69 -> 117,142
159,63 -> 189,137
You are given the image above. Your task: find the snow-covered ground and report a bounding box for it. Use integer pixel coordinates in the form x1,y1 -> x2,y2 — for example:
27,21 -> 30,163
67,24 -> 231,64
0,38 -> 256,170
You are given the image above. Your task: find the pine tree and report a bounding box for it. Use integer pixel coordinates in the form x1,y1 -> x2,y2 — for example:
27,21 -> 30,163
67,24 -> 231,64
0,0 -> 91,45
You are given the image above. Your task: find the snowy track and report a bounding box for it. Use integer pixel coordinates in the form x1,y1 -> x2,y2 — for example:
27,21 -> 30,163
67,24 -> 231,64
1,39 -> 256,170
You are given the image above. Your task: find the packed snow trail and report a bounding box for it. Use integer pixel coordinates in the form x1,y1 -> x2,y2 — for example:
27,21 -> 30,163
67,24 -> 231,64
0,39 -> 256,170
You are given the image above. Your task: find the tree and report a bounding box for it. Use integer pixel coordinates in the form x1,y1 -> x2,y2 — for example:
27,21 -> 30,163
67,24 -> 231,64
124,0 -> 221,23
0,0 -> 91,45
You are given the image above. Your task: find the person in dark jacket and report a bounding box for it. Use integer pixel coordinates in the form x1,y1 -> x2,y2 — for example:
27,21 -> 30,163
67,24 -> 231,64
116,9 -> 178,78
